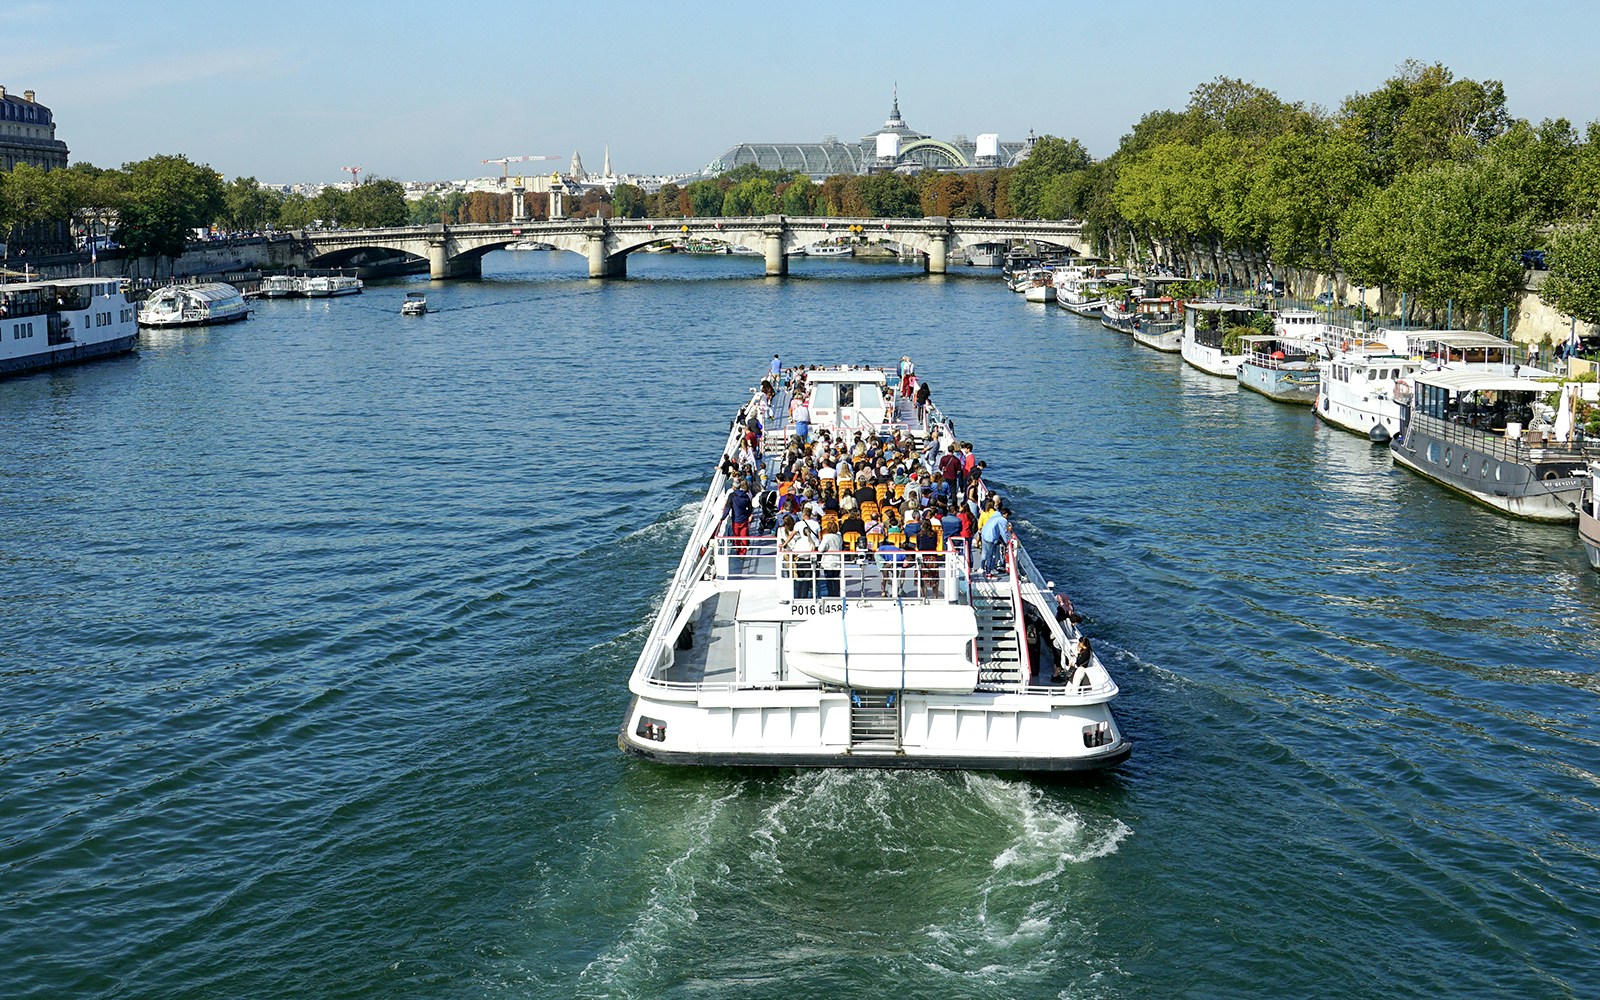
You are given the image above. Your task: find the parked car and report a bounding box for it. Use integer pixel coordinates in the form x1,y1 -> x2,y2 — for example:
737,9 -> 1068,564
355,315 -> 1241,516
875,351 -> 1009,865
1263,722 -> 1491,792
1257,279 -> 1284,295
1314,291 -> 1336,307
1520,249 -> 1548,270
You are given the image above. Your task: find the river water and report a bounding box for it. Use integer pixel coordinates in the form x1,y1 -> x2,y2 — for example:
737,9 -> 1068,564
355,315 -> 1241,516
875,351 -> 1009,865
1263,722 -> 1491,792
2,251 -> 1597,999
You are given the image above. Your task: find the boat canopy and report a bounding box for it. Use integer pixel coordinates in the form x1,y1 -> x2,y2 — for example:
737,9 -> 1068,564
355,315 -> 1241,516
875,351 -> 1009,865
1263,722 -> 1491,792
1412,368 -> 1550,393
1402,330 -> 1513,350
169,283 -> 240,303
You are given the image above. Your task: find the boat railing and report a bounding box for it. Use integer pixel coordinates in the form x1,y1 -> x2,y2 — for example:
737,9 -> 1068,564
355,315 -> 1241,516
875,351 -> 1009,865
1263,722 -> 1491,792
629,412 -> 747,677
711,537 -> 971,603
1408,411 -> 1596,463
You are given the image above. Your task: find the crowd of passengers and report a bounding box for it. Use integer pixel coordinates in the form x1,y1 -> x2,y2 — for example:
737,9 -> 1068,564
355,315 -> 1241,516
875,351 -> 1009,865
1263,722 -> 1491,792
720,368 -> 1017,581
717,364 -> 1097,687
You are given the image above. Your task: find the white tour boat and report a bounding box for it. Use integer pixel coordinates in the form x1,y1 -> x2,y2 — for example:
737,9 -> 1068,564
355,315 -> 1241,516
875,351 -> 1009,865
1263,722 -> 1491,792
0,277 -> 139,377
303,273 -> 363,297
136,282 -> 250,328
618,362 -> 1130,772
1580,463 -> 1600,570
259,274 -> 305,298
400,291 -> 428,316
1180,301 -> 1260,378
799,243 -> 853,257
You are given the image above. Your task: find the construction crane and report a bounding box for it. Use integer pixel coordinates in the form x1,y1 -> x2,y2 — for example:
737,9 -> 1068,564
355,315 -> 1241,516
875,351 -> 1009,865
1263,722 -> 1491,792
342,165 -> 363,186
482,155 -> 560,186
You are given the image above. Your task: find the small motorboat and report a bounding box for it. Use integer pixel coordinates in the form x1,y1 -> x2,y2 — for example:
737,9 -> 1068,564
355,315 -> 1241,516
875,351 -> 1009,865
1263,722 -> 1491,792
400,292 -> 428,316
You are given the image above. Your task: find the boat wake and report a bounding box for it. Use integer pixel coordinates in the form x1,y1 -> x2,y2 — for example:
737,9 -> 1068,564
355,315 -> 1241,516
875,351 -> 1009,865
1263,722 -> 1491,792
569,769 -> 1132,997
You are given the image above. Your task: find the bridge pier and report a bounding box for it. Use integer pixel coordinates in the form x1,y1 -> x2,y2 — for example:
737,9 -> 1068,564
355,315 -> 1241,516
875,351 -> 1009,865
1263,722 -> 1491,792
511,187 -> 526,222
586,229 -> 626,279
427,234 -> 482,279
924,219 -> 950,274
764,218 -> 787,277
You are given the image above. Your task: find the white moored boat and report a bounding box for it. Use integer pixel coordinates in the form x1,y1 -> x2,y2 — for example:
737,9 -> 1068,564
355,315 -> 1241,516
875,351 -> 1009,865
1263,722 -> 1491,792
1180,301 -> 1260,378
618,362 -> 1130,772
1580,463 -> 1600,570
136,282 -> 249,328
0,277 -> 139,377
259,274 -> 305,298
303,273 -> 362,297
1022,268 -> 1055,303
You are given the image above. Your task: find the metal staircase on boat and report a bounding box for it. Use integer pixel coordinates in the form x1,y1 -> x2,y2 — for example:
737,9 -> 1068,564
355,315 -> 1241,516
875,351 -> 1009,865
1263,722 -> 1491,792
973,589 -> 1024,691
849,691 -> 901,749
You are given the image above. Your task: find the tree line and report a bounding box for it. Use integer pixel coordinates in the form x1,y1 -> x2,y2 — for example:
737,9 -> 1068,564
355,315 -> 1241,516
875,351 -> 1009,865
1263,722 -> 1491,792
1074,61 -> 1600,329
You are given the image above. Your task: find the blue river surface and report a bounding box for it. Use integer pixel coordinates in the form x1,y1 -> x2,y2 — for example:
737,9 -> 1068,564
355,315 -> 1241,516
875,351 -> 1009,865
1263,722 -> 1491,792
2,251 -> 1597,999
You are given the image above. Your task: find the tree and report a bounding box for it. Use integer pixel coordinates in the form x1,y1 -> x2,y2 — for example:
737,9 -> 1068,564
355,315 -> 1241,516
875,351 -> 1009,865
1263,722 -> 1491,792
722,177 -> 775,216
341,178 -> 407,227
1008,135 -> 1090,218
310,187 -> 345,228
779,176 -> 817,215
611,183 -> 647,218
276,193 -> 314,230
686,180 -> 724,217
1339,60 -> 1512,184
1339,157 -> 1529,319
407,192 -> 446,226
115,154 -> 225,265
854,173 -> 921,217
221,176 -> 281,232
653,182 -> 683,218
1541,220 -> 1600,324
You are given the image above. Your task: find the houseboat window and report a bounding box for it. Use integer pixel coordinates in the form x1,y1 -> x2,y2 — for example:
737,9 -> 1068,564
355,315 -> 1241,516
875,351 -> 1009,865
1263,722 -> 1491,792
811,383 -> 836,410
1428,442 -> 1442,463
1367,370 -> 1377,381
856,382 -> 884,412
1444,448 -> 1453,466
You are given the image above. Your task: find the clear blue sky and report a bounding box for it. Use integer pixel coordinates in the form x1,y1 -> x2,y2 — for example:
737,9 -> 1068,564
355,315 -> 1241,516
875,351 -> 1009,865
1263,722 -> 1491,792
4,0 -> 1598,184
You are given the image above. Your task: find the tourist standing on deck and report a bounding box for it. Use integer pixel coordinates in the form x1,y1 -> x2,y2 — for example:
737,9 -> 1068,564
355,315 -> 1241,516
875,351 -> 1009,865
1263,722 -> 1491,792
793,396 -> 810,443
817,524 -> 844,598
980,504 -> 1010,577
725,480 -> 753,555
770,353 -> 781,378
899,355 -> 915,398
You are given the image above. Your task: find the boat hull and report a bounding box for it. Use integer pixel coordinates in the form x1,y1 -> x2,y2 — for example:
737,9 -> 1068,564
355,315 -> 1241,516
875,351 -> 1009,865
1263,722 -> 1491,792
1180,338 -> 1242,378
1131,325 -> 1183,352
619,692 -> 1130,773
1391,423 -> 1583,522
1580,507 -> 1600,569
138,309 -> 249,328
1315,387 -> 1404,440
1024,285 -> 1055,303
1239,362 -> 1320,405
0,332 -> 136,377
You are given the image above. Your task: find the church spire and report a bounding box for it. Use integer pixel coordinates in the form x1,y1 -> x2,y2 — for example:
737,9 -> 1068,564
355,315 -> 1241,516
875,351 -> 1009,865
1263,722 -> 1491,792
602,144 -> 612,177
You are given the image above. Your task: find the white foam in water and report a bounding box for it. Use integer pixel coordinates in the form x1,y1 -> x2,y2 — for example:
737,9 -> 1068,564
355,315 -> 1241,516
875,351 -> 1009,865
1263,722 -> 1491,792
576,783 -> 745,994
967,774 -> 1132,879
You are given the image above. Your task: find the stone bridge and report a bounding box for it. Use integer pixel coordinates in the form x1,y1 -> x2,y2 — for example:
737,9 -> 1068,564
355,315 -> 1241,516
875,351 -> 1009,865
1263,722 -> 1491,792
299,216 -> 1089,279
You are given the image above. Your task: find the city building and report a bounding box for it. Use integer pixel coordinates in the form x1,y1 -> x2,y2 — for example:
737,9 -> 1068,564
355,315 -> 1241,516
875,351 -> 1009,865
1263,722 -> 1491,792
699,89 -> 1032,181
0,85 -> 69,171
